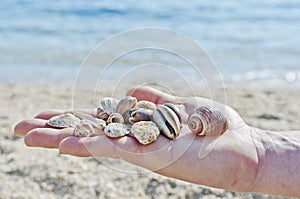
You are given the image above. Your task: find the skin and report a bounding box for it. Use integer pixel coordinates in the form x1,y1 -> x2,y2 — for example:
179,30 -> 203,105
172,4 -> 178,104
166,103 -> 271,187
14,86 -> 300,197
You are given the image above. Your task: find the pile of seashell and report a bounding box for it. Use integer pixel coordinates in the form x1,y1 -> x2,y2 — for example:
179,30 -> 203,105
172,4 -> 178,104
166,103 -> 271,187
47,96 -> 228,145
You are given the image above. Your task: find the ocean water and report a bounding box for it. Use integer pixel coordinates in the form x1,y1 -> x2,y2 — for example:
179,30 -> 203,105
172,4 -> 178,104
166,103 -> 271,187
1,0 -> 300,86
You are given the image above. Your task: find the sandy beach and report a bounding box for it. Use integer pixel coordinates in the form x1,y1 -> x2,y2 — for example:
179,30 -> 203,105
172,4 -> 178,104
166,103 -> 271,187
0,82 -> 299,199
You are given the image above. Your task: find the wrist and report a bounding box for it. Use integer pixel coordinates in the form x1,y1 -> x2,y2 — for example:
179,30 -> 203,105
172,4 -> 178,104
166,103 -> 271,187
250,128 -> 300,197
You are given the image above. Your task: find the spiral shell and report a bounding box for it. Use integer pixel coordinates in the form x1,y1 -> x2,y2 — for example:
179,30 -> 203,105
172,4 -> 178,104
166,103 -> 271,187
107,112 -> 125,124
188,107 -> 228,136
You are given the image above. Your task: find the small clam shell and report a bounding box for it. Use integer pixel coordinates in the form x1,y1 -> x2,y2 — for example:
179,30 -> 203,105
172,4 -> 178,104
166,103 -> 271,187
115,96 -> 137,115
188,107 -> 228,136
101,97 -> 119,114
107,112 -> 124,124
136,100 -> 156,110
129,108 -> 153,124
104,123 -> 130,138
131,121 -> 160,145
74,120 -> 95,137
152,104 -> 181,140
74,112 -> 106,130
47,113 -> 80,128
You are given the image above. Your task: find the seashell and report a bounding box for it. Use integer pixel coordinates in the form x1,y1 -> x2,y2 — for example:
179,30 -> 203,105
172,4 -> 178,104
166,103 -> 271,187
74,120 -> 95,137
151,104 -> 181,140
164,103 -> 182,123
131,121 -> 160,145
47,113 -> 80,128
115,96 -> 137,115
129,108 -> 153,124
100,97 -> 119,114
107,112 -> 124,124
73,112 -> 106,130
104,123 -> 131,138
98,112 -> 109,121
188,106 -> 228,136
122,108 -> 137,124
96,106 -> 104,117
136,100 -> 156,110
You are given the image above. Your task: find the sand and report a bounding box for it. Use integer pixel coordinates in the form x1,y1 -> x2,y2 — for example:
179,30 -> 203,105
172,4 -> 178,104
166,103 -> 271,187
1,82 -> 299,199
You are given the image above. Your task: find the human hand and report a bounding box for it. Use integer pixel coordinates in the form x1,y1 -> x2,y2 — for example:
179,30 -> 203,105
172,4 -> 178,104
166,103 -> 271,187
14,86 -> 260,193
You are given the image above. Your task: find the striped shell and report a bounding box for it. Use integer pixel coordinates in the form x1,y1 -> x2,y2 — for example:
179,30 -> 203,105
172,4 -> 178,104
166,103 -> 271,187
100,97 -> 119,114
115,96 -> 137,115
188,107 -> 228,136
151,104 -> 181,139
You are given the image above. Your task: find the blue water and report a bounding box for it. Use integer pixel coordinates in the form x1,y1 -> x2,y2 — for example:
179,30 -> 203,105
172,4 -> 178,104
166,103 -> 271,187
1,0 -> 300,85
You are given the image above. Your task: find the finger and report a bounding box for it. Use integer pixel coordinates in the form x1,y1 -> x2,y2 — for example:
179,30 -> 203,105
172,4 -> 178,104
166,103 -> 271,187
59,135 -> 145,157
24,128 -> 74,148
35,109 -> 97,120
126,86 -> 181,104
14,118 -> 49,136
34,110 -> 64,120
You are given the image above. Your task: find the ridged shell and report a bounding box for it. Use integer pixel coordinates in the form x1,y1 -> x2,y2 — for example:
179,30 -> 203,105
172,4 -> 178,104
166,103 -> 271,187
136,100 -> 157,110
73,112 -> 106,129
129,108 -> 153,124
100,97 -> 119,114
131,121 -> 160,145
107,112 -> 124,124
47,113 -> 80,128
104,123 -> 130,138
188,107 -> 228,136
151,104 -> 181,139
74,120 -> 95,137
115,96 -> 137,115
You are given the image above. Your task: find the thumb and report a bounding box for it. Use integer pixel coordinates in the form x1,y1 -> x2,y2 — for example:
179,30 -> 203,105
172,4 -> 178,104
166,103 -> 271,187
126,86 -> 180,104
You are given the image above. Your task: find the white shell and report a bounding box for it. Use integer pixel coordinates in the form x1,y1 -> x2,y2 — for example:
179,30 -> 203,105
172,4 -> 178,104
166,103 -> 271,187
115,96 -> 137,115
188,107 -> 228,136
104,123 -> 130,138
47,113 -> 80,128
73,112 -> 106,130
74,120 -> 95,137
152,104 -> 181,140
100,97 -> 119,114
136,100 -> 156,110
131,121 -> 160,145
107,112 -> 124,124
129,108 -> 153,124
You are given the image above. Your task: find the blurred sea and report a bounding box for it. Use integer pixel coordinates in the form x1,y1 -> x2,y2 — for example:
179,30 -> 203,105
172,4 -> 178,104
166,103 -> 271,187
0,0 -> 300,86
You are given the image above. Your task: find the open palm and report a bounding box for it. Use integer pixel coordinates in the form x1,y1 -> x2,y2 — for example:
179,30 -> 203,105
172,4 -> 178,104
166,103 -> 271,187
14,86 -> 260,192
